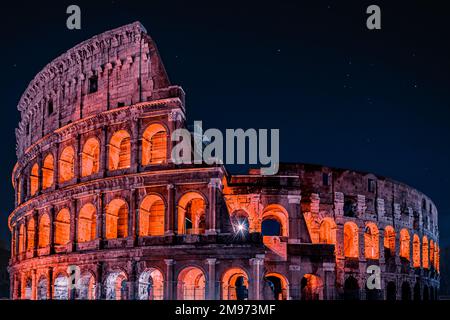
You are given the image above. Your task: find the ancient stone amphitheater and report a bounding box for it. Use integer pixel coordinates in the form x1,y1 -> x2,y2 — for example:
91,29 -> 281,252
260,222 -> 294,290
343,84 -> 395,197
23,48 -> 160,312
8,22 -> 440,301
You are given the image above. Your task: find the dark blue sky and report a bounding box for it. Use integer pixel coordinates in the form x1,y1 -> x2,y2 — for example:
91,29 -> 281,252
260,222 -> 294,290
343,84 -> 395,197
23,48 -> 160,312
0,0 -> 449,247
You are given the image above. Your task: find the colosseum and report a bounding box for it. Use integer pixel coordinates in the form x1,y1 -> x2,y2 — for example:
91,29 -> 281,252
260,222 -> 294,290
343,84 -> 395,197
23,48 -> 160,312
8,22 -> 440,301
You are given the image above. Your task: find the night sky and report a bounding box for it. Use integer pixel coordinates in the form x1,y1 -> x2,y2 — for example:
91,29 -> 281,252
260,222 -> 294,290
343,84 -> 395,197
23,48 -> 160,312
0,0 -> 449,249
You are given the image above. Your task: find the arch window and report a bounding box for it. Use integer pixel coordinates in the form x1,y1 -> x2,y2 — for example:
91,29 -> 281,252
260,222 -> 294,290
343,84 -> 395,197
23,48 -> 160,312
364,223 -> 379,259
54,209 -> 71,246
178,267 -> 206,300
222,268 -> 249,300
142,124 -> 167,165
399,229 -> 410,260
30,163 -> 39,196
319,218 -> 337,245
383,226 -> 396,258
105,199 -> 129,239
344,222 -> 359,258
138,269 -> 164,300
26,217 -> 35,251
139,195 -> 165,237
42,154 -> 54,189
413,234 -> 421,268
38,214 -> 50,248
177,193 -> 206,235
82,138 -> 100,177
422,236 -> 429,269
78,203 -> 97,243
109,130 -> 131,170
59,146 -> 75,183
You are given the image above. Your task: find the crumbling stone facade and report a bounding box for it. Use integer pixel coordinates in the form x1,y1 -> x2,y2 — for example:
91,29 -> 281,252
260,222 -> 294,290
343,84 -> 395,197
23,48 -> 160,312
8,22 -> 439,301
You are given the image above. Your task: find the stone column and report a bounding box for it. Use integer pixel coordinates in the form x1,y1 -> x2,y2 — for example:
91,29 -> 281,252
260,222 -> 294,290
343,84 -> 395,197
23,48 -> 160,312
288,195 -> 302,244
96,262 -> 103,300
37,154 -> 43,194
168,110 -> 184,163
47,267 -> 53,300
33,210 -> 39,257
69,198 -> 77,252
165,184 -> 176,236
49,206 -> 55,254
249,255 -> 265,300
206,178 -> 222,235
129,188 -> 137,246
206,259 -> 218,300
96,193 -> 104,245
74,134 -> 81,182
31,269 -> 37,300
102,125 -> 108,176
164,259 -> 175,300
130,117 -> 139,174
128,261 -> 138,300
54,144 -> 60,189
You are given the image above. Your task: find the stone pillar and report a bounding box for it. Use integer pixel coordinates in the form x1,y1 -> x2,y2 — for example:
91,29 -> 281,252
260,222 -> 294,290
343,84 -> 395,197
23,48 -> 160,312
249,255 -> 265,300
96,262 -> 103,300
323,263 -> 336,300
128,261 -> 138,300
130,117 -> 139,173
47,267 -> 53,300
37,154 -> 43,194
74,134 -> 81,182
69,198 -> 77,252
96,193 -> 104,245
11,273 -> 17,300
31,269 -> 37,300
206,258 -> 218,300
164,259 -> 175,300
33,210 -> 39,257
206,178 -> 222,235
168,110 -> 184,163
288,195 -> 302,244
129,188 -> 137,245
165,184 -> 176,236
102,126 -> 108,177
54,144 -> 60,189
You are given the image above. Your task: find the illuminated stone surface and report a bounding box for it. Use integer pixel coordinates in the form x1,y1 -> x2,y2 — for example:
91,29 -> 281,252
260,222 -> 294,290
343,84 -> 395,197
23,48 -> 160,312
8,22 -> 439,301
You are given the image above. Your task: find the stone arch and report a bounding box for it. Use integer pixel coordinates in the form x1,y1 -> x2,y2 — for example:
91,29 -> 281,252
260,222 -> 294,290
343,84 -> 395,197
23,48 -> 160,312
59,146 -> 75,183
76,272 -> 96,300
261,204 -> 289,237
105,198 -> 129,239
105,270 -> 128,300
344,222 -> 359,258
78,203 -> 97,243
109,130 -> 131,170
177,192 -> 207,235
364,223 -> 379,259
54,208 -> 71,246
26,217 -> 36,251
139,194 -> 165,237
422,236 -> 429,269
177,266 -> 206,300
301,274 -> 323,300
383,225 -> 396,258
81,137 -> 100,177
53,274 -> 69,300
263,272 -> 289,300
230,210 -> 250,237
386,281 -> 396,301
42,153 -> 54,189
24,277 -> 32,300
37,276 -> 48,300
344,276 -> 360,300
38,214 -> 51,248
401,281 -> 411,301
221,267 -> 249,300
138,268 -> 164,300
319,217 -> 337,245
30,163 -> 39,196
413,234 -> 421,268
142,123 -> 168,165
430,240 -> 435,268
399,229 -> 410,260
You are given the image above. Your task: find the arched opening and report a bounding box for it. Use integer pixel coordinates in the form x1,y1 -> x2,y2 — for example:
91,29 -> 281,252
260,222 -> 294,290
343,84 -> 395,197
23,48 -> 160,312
24,278 -> 32,300
105,199 -> 129,239
222,268 -> 249,300
413,234 -> 421,268
105,271 -> 128,300
364,223 -> 379,259
177,192 -> 206,235
42,154 -> 54,189
344,222 -> 359,258
386,281 -> 396,301
81,138 -> 100,177
365,282 -> 382,301
319,218 -> 337,245
422,236 -> 429,269
109,130 -> 131,171
301,274 -> 323,300
54,275 -> 69,300
138,269 -> 164,300
139,195 -> 165,237
423,285 -> 429,301
54,209 -> 71,246
30,163 -> 39,196
76,273 -> 96,300
399,229 -> 410,260
142,123 -> 167,165
18,224 -> 25,254
59,146 -> 75,183
26,217 -> 35,251
78,203 -> 97,243
413,282 -> 421,301
177,267 -> 206,300
263,273 -> 289,300
401,282 -> 411,301
383,226 -> 396,258
37,277 -> 48,300
261,205 -> 288,237
344,276 -> 360,300
38,214 -> 50,248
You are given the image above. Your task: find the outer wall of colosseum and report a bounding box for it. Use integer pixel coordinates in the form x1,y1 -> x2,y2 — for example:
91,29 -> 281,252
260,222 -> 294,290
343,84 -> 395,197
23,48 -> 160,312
8,22 -> 440,301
